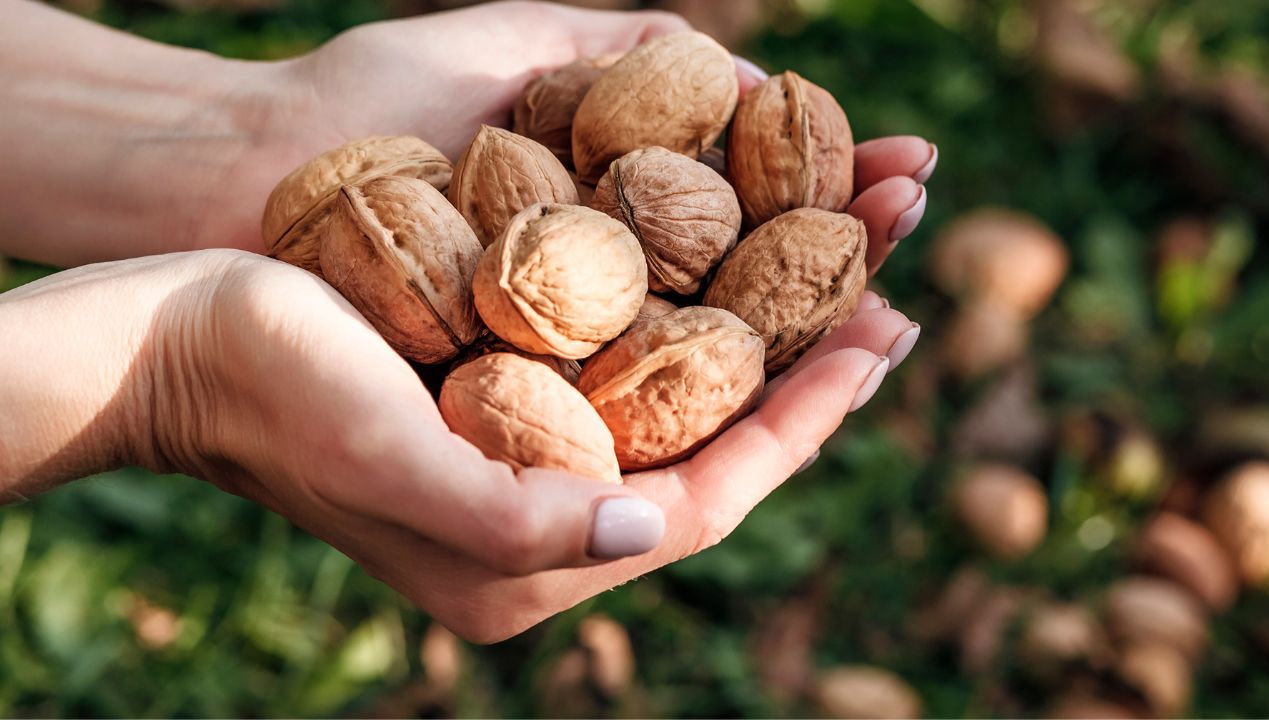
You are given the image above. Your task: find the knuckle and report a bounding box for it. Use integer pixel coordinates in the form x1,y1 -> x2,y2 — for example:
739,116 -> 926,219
485,500 -> 549,576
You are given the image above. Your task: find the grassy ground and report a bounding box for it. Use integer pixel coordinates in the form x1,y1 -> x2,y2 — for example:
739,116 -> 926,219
2,0 -> 1268,716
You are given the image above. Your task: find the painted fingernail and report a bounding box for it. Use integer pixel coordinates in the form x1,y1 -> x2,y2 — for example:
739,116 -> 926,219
886,323 -> 921,371
889,185 -> 927,243
913,143 -> 938,184
793,449 -> 821,476
590,497 -> 665,559
733,55 -> 769,82
849,357 -> 890,412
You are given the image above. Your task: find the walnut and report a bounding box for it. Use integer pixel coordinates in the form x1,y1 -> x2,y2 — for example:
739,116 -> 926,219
262,136 -> 451,274
591,147 -> 741,295
703,208 -> 867,373
578,306 -> 764,471
727,71 -> 854,227
439,353 -> 621,483
513,54 -> 621,169
320,175 -> 481,364
473,203 -> 647,359
572,32 -> 738,183
448,125 -> 579,248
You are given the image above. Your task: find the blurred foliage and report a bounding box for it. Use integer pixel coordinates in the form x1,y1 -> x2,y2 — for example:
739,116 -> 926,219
3,0 -> 1269,716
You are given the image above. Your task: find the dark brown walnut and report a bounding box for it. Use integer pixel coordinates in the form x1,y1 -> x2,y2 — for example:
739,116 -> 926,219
728,71 -> 854,227
473,203 -> 647,359
439,353 -> 621,484
320,175 -> 481,364
513,54 -> 621,169
591,147 -> 741,295
572,32 -> 739,184
448,125 -> 580,248
577,306 -> 764,471
451,335 -> 582,385
263,136 -> 452,275
702,208 -> 867,373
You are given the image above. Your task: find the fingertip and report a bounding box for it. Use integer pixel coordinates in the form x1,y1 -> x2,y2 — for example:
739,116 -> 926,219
589,495 -> 665,559
733,54 -> 769,96
849,176 -> 924,274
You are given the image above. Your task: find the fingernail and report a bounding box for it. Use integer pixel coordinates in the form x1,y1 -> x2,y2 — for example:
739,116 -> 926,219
849,357 -> 889,412
793,449 -> 821,476
889,185 -> 927,243
733,55 -> 769,82
590,497 -> 665,559
886,323 -> 921,371
913,143 -> 938,184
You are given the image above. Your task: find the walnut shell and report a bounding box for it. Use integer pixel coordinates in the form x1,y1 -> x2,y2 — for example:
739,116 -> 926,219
439,353 -> 620,483
1134,512 -> 1238,611
951,463 -> 1048,560
1114,643 -> 1191,718
473,203 -> 647,359
578,306 -> 764,471
727,71 -> 854,227
320,175 -> 481,364
930,207 -> 1069,318
263,136 -> 452,274
1103,576 -> 1208,663
451,335 -> 582,385
702,208 -> 867,373
448,125 -> 580,248
1018,602 -> 1109,679
572,32 -> 739,184
514,54 -> 621,169
814,666 -> 922,720
591,147 -> 741,295
1202,461 -> 1269,586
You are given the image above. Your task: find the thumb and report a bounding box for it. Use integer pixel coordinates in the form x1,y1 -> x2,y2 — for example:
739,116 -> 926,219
552,7 -> 693,58
332,419 -> 666,576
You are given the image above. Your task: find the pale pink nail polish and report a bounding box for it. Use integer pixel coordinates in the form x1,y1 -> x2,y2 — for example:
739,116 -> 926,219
732,55 -> 769,82
889,186 -> 927,243
913,143 -> 938,184
590,497 -> 665,559
849,358 -> 890,412
886,324 -> 921,371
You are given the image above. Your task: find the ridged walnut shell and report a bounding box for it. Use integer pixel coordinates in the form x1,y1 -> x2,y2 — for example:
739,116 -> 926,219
439,353 -> 620,483
513,54 -> 621,169
632,293 -> 678,327
320,175 -> 481,364
591,147 -> 741,295
1202,461 -> 1269,587
572,32 -> 739,184
262,136 -> 452,274
448,125 -> 580,248
702,208 -> 867,373
728,71 -> 854,227
473,203 -> 647,359
578,306 -> 764,471
451,335 -> 582,385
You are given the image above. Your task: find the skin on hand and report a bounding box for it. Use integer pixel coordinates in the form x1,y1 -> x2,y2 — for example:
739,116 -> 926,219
0,0 -> 936,643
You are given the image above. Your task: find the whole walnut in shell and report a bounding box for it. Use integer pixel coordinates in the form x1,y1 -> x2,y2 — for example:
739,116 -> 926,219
1134,512 -> 1238,611
728,71 -> 854,227
578,306 -> 764,471
1202,461 -> 1269,586
814,666 -> 922,720
1103,576 -> 1208,662
263,136 -> 452,274
439,353 -> 621,483
591,147 -> 741,295
320,175 -> 482,364
514,54 -> 620,168
702,208 -> 867,373
473,203 -> 647,359
448,125 -> 580,248
572,32 -> 739,184
951,463 -> 1048,560
451,335 -> 582,385
632,293 -> 678,327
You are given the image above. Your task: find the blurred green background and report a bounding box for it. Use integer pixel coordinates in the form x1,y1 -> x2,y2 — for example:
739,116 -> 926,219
3,0 -> 1268,716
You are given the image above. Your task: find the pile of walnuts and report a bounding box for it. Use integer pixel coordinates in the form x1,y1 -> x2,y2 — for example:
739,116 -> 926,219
261,31 -> 867,482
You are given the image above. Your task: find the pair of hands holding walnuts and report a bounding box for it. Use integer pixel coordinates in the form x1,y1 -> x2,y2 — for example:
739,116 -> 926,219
0,0 -> 932,642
